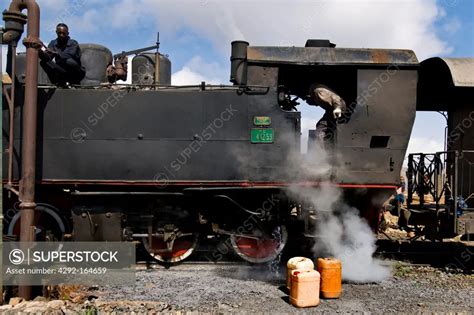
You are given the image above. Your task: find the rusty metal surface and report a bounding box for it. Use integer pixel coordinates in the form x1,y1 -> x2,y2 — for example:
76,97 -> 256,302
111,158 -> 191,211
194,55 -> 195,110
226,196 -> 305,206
246,46 -> 418,65
421,57 -> 474,87
72,210 -> 122,241
457,212 -> 474,235
8,0 -> 41,232
4,0 -> 41,300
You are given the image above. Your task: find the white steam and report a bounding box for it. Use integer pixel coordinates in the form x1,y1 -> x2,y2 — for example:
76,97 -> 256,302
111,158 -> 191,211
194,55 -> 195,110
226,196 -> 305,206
290,182 -> 391,283
287,134 -> 391,282
316,199 -> 391,281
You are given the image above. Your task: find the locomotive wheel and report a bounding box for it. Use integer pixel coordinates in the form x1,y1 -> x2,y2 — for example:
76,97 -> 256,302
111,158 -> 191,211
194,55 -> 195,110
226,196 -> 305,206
7,203 -> 67,241
230,224 -> 288,263
142,229 -> 199,264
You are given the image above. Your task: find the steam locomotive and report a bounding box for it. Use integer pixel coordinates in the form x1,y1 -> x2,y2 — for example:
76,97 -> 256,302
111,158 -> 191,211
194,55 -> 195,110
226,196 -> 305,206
2,36 -> 420,264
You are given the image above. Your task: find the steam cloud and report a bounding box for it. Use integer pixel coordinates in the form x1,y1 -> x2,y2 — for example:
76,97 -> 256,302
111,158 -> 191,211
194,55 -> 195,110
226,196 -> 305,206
309,184 -> 390,282
288,146 -> 391,283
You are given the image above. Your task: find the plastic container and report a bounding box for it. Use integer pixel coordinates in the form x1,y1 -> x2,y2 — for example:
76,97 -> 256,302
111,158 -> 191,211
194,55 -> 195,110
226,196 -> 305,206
287,257 -> 314,289
317,257 -> 342,299
289,269 -> 320,308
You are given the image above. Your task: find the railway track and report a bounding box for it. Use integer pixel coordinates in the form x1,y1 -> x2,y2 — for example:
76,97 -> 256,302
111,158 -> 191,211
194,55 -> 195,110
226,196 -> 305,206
133,237 -> 474,271
374,239 -> 473,271
4,231 -> 472,270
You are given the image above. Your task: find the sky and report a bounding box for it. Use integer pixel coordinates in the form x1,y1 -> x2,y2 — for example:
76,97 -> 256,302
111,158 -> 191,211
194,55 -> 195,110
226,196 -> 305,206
1,0 -> 473,161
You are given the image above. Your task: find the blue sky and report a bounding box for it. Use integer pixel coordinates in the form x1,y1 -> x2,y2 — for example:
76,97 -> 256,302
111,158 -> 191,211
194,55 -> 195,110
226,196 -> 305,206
1,0 -> 473,159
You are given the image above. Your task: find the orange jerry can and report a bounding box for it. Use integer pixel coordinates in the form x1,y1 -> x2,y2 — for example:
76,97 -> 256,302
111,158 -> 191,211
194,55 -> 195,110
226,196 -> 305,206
286,257 -> 314,290
317,258 -> 342,299
289,269 -> 320,308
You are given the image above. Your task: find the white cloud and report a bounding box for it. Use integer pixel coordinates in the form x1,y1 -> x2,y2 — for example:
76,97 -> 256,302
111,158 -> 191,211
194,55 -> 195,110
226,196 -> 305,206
442,17 -> 461,34
104,0 -> 451,60
66,9 -> 101,34
106,0 -> 144,29
172,66 -> 218,85
171,55 -> 226,85
406,136 -> 444,154
37,0 -> 68,11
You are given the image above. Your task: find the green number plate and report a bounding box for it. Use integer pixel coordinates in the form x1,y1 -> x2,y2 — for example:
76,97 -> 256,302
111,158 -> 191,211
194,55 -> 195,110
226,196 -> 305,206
251,128 -> 274,143
254,116 -> 271,126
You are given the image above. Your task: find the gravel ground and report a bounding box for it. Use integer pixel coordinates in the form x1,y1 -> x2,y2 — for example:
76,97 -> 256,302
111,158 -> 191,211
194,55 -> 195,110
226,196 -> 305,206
91,262 -> 472,314
1,261 -> 472,314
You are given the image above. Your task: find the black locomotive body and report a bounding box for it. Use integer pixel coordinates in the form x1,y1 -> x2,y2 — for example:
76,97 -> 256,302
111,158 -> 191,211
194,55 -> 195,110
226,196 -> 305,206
3,39 -> 419,263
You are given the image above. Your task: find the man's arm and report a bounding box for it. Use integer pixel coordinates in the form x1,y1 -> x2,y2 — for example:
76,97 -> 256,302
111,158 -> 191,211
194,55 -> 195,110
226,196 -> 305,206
45,40 -> 57,57
331,97 -> 346,119
314,85 -> 346,118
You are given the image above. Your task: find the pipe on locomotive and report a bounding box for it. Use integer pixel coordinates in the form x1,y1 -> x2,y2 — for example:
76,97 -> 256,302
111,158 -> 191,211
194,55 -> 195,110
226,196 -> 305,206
2,0 -> 41,300
3,44 -> 19,197
155,32 -> 160,85
230,40 -> 249,85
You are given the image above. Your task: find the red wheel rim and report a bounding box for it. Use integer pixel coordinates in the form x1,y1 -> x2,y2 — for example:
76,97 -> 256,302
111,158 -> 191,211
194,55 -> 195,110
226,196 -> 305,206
234,237 -> 280,259
231,225 -> 287,263
150,237 -> 194,259
143,234 -> 198,263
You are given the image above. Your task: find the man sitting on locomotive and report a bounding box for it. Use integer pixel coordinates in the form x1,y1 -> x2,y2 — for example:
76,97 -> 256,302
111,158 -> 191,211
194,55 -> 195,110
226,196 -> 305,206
39,23 -> 86,86
308,84 -> 346,149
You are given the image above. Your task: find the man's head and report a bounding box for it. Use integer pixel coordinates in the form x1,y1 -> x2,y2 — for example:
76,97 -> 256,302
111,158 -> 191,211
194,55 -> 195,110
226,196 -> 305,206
56,23 -> 69,43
